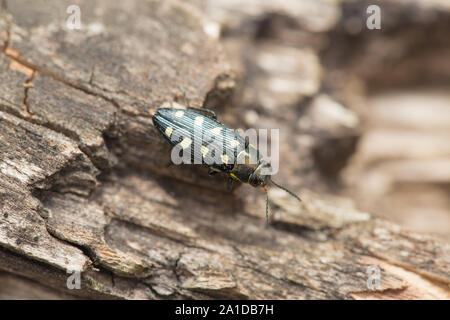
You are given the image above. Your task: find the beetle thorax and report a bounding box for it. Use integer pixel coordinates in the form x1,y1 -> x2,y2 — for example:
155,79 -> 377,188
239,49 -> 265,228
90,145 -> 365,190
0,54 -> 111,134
248,161 -> 271,187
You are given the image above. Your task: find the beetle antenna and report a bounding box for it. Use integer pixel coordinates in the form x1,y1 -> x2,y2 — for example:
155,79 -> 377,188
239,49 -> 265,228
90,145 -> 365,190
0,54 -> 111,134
264,186 -> 270,224
270,179 -> 301,202
178,85 -> 191,108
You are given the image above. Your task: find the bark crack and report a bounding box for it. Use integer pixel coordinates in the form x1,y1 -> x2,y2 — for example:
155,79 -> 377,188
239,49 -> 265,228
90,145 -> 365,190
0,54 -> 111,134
22,69 -> 36,116
0,61 -> 108,173
37,211 -> 95,270
365,250 -> 450,287
2,50 -> 121,111
231,245 -> 316,294
103,206 -> 211,251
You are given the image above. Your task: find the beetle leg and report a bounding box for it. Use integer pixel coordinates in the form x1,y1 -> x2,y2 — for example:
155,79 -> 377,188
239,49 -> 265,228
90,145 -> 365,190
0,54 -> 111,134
227,177 -> 234,192
208,168 -> 218,176
188,106 -> 217,119
179,85 -> 217,119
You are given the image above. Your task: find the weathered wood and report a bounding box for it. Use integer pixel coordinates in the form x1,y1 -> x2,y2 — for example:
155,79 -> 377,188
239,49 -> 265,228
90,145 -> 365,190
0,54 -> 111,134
0,0 -> 449,299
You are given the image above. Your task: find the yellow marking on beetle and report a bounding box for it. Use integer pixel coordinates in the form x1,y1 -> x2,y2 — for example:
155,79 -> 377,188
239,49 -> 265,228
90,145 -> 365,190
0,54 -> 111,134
201,145 -> 209,157
175,110 -> 185,118
221,154 -> 229,164
180,137 -> 192,149
210,127 -> 222,135
165,127 -> 173,138
194,116 -> 204,126
230,140 -> 240,148
230,173 -> 243,182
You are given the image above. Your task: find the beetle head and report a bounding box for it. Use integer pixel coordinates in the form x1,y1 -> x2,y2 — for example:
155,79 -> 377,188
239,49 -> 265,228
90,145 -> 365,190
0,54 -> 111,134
248,161 -> 271,187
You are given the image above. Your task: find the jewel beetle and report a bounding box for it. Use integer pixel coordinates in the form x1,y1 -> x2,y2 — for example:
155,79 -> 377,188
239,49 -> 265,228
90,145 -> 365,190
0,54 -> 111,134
152,87 -> 301,223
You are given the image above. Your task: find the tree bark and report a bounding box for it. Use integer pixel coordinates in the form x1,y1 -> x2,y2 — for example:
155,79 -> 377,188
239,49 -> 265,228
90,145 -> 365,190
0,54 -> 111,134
0,0 -> 449,299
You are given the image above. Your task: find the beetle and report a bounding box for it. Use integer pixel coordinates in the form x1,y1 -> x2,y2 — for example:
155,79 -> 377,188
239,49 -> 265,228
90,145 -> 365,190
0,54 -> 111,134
152,87 -> 300,223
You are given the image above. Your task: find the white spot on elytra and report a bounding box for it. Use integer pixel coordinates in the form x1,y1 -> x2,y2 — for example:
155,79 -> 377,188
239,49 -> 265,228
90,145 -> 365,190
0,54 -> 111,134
201,146 -> 209,157
165,127 -> 173,138
194,116 -> 204,126
210,127 -> 222,135
175,110 -> 184,118
180,137 -> 192,149
230,140 -> 240,148
221,154 -> 229,164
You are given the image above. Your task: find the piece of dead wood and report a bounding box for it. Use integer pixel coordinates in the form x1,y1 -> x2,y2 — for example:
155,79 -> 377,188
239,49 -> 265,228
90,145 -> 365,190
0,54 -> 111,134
0,0 -> 448,300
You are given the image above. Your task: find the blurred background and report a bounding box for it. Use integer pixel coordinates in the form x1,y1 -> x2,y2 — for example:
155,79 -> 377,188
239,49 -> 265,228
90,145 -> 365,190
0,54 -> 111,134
200,0 -> 450,238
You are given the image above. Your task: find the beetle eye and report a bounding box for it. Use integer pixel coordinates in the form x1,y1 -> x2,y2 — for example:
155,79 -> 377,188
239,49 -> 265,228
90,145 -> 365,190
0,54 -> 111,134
249,172 -> 261,187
